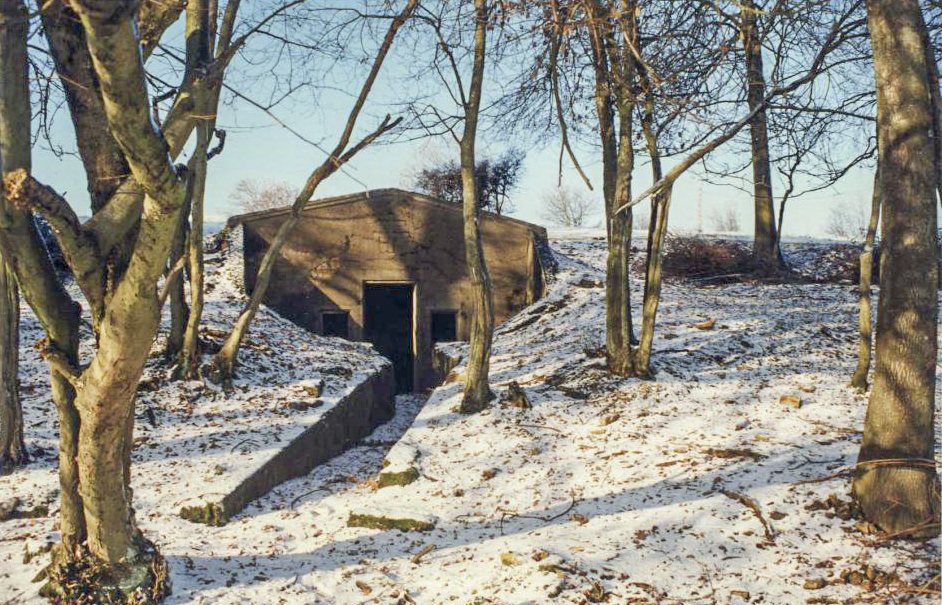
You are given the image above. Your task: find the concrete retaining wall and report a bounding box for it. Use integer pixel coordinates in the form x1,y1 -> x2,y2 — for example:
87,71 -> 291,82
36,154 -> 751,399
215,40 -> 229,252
218,363 -> 395,518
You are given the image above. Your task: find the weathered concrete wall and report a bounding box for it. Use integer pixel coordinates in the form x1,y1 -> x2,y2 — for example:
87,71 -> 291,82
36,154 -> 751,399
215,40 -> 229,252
218,363 -> 395,518
241,189 -> 549,390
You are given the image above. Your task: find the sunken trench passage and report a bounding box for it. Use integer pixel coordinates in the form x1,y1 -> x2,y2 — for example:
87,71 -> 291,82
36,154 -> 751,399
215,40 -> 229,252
364,283 -> 414,393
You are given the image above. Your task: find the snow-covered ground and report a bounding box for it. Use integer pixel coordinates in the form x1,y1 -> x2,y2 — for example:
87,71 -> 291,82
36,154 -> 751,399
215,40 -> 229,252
1,234 -> 939,605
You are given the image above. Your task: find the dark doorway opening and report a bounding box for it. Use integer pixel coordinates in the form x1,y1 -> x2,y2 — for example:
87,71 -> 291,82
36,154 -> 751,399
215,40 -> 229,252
363,283 -> 414,393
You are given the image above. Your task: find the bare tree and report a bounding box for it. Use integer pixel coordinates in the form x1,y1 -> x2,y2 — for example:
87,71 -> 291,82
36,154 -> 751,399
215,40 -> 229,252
852,0 -> 939,537
232,178 -> 298,213
402,0 -> 500,411
0,0 -> 299,596
0,0 -> 25,474
825,199 -> 870,240
696,1 -> 874,269
1,0 -> 189,594
456,0 -> 494,412
709,203 -> 741,232
851,165 -> 880,390
740,0 -> 785,271
412,148 -> 524,215
540,185 -> 595,227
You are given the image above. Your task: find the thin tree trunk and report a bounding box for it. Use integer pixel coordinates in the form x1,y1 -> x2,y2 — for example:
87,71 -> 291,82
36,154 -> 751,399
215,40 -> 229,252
633,186 -> 670,378
0,0 -> 85,547
608,111 -> 635,374
178,133 -> 206,377
0,2 -> 25,474
176,0 -> 212,378
922,19 -> 942,205
0,259 -> 25,472
923,17 -> 942,288
633,93 -> 670,378
852,0 -> 939,537
212,0 -> 415,385
459,0 -> 494,413
850,166 -> 880,391
166,195 -> 190,358
741,0 -> 784,273
585,0 -> 635,376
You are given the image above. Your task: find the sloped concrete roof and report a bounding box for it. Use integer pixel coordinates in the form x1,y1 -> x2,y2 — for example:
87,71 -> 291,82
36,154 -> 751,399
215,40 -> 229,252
227,188 -> 548,236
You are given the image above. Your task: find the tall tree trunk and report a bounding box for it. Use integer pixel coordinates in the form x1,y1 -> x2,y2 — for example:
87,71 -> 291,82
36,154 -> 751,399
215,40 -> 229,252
607,105 -> 635,376
633,94 -> 670,378
852,0 -> 939,537
922,18 -> 942,205
0,259 -> 25,472
176,0 -> 213,378
59,3 -> 187,585
586,0 -> 635,377
628,12 -> 666,380
741,0 -> 784,273
0,0 -> 85,547
178,134 -> 206,377
165,196 -> 190,358
850,166 -> 880,391
459,0 -> 494,413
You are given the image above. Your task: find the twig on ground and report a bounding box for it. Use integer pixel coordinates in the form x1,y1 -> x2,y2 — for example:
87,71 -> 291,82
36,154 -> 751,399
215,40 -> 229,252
720,489 -> 775,542
289,488 -> 330,509
410,543 -> 435,564
517,423 -> 562,434
230,438 -> 259,453
873,520 -> 941,543
787,455 -> 845,470
498,491 -> 579,535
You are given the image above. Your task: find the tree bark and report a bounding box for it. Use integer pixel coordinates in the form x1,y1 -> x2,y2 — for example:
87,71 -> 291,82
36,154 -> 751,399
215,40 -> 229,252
459,0 -> 495,413
0,0 -> 86,547
65,0 -> 186,569
176,0 -> 214,378
850,166 -> 880,391
166,195 -> 190,359
633,92 -> 670,379
852,0 -> 939,537
741,0 -> 784,273
0,259 -> 24,472
585,0 -> 635,377
178,136 -> 206,377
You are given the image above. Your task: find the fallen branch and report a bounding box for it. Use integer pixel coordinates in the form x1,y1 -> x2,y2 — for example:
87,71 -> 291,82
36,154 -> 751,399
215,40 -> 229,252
229,437 -> 259,453
410,543 -> 435,564
721,489 -> 775,542
873,519 -> 941,542
290,487 -> 331,510
498,491 -> 578,535
517,423 -> 562,434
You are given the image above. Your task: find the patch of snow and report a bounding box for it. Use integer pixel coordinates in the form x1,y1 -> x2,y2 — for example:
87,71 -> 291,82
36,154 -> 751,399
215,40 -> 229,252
1,232 -> 938,605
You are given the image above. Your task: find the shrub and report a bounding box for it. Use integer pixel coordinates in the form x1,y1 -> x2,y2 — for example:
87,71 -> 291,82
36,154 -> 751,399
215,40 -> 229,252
653,235 -> 755,282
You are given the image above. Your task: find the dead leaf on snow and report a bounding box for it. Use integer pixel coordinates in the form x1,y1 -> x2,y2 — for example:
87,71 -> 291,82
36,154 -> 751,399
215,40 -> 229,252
693,318 -> 716,330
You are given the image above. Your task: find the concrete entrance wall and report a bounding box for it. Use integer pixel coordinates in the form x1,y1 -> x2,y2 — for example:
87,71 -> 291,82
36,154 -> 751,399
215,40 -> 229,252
237,189 -> 551,391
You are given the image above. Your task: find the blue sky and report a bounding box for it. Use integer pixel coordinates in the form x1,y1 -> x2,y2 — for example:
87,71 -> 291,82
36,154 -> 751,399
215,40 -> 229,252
34,92 -> 877,239
30,3 -> 881,240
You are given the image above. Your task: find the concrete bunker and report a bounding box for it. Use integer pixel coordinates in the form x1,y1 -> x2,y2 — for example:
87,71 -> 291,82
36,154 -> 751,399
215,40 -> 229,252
232,189 -> 554,392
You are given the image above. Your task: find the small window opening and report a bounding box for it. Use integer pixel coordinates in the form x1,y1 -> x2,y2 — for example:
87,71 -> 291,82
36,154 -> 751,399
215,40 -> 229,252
431,311 -> 457,343
322,311 -> 349,338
